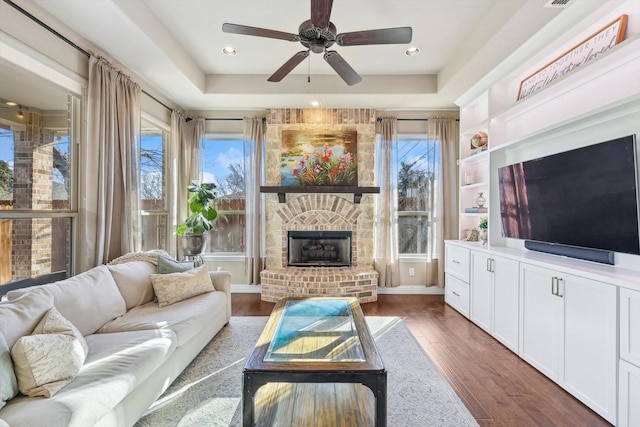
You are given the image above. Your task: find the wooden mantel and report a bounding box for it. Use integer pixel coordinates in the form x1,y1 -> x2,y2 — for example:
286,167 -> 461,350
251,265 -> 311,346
260,186 -> 380,204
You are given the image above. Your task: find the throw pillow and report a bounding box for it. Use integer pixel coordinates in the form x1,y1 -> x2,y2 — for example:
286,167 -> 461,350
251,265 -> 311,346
107,261 -> 157,310
0,291 -> 54,350
150,265 -> 214,307
156,256 -> 195,274
0,332 -> 18,409
11,307 -> 88,398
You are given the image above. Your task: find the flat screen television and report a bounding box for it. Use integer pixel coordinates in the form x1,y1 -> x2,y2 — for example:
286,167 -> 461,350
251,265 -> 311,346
497,134 -> 640,256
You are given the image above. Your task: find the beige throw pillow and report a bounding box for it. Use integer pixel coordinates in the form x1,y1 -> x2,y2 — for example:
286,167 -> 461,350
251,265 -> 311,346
150,265 -> 214,307
11,307 -> 88,398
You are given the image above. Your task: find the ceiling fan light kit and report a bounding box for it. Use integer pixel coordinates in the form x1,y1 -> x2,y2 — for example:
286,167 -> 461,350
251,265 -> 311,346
222,0 -> 412,86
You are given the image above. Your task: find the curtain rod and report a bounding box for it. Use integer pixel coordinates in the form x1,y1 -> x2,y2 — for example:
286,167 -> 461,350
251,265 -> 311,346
185,117 -> 265,122
4,0 -> 174,113
377,118 -> 460,122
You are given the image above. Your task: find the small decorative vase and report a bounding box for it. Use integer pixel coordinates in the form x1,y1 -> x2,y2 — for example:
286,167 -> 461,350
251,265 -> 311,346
476,192 -> 486,208
479,229 -> 488,245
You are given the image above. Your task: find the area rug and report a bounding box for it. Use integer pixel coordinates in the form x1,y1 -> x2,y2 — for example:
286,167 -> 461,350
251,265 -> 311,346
135,316 -> 478,426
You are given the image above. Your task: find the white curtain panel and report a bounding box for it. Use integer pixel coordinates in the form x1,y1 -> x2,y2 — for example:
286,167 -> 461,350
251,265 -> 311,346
243,117 -> 265,285
374,117 -> 400,287
171,113 -> 204,260
80,55 -> 141,271
428,118 -> 459,287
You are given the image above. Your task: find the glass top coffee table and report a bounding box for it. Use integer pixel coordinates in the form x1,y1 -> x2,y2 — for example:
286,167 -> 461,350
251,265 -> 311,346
242,297 -> 386,426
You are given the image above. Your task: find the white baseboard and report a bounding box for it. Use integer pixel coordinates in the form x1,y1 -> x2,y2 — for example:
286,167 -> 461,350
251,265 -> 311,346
231,284 -> 262,293
230,284 -> 444,295
377,285 -> 444,295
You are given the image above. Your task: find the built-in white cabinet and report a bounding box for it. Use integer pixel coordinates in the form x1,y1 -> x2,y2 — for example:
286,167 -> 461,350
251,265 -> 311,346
445,241 -> 632,424
619,288 -> 640,427
470,250 -> 519,353
445,274 -> 470,318
619,360 -> 640,427
444,243 -> 471,318
445,244 -> 470,282
519,263 -> 617,425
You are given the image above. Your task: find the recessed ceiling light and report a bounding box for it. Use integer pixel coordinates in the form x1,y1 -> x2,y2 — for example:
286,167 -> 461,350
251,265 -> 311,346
405,47 -> 420,56
222,46 -> 237,56
310,100 -> 321,107
5,101 -> 17,107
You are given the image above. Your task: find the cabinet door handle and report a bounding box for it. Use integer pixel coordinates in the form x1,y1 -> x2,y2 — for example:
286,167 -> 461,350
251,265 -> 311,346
556,277 -> 564,298
452,260 -> 460,264
452,291 -> 460,297
551,277 -> 564,297
486,258 -> 491,272
490,258 -> 495,272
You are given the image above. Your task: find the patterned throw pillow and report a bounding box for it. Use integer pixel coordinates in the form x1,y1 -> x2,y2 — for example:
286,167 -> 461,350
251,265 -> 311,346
11,307 -> 88,398
0,332 -> 18,409
150,265 -> 214,307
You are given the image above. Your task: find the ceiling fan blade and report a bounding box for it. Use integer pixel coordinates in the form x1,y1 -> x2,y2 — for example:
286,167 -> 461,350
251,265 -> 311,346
311,0 -> 333,29
337,27 -> 412,46
323,51 -> 362,86
222,23 -> 300,42
268,51 -> 310,82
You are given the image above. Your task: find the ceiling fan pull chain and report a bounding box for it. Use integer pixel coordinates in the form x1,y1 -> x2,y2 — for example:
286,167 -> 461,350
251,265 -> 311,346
308,54 -> 311,83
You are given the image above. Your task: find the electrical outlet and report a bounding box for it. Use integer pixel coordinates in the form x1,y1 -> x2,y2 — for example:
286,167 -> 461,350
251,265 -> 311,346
408,267 -> 415,277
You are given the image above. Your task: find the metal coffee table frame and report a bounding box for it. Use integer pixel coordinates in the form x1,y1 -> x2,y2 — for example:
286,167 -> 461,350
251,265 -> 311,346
242,297 -> 387,426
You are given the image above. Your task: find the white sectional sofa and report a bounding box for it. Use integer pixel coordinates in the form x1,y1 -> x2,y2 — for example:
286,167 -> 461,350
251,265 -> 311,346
0,254 -> 232,427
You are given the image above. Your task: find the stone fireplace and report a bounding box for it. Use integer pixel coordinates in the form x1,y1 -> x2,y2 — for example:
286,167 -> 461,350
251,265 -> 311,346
260,108 -> 379,303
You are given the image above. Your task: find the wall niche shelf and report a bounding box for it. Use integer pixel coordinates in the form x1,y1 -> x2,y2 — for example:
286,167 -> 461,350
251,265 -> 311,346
260,186 -> 380,204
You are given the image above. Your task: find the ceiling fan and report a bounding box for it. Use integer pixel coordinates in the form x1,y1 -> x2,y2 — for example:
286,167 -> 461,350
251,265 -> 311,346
222,0 -> 412,86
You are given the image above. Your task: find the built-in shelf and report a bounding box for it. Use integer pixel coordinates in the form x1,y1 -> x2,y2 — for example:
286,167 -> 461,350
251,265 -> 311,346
461,182 -> 488,189
260,186 -> 380,204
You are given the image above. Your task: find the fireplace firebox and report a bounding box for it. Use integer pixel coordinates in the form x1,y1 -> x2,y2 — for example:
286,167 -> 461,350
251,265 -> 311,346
287,231 -> 352,267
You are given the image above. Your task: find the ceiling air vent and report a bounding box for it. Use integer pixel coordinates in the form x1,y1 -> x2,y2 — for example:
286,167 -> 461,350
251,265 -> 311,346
544,0 -> 574,8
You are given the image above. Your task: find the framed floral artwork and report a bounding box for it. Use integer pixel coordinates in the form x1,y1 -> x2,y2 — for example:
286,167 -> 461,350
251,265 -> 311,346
280,130 -> 358,186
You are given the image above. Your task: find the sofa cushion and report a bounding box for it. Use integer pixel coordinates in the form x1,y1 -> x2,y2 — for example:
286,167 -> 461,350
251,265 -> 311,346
150,265 -> 214,307
0,291 -> 53,349
107,261 -> 156,310
0,328 -> 176,427
156,256 -> 194,274
98,290 -> 227,347
12,307 -> 88,398
7,265 -> 127,336
0,332 -> 18,409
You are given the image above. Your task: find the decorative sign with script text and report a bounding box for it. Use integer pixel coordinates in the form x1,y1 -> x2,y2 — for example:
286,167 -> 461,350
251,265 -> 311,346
517,15 -> 628,101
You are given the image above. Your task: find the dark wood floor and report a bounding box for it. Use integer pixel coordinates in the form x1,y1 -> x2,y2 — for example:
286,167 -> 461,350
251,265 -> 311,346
232,293 -> 611,427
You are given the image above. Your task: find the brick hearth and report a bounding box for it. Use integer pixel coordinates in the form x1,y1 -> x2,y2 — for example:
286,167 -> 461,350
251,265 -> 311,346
260,268 -> 378,303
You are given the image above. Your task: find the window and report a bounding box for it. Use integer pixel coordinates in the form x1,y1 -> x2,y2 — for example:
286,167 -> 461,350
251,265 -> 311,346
397,135 -> 440,256
0,68 -> 79,287
202,134 -> 246,254
140,119 -> 169,251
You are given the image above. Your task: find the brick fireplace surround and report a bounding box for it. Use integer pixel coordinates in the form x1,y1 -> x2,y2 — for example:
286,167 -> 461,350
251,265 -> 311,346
260,194 -> 378,303
260,108 -> 379,303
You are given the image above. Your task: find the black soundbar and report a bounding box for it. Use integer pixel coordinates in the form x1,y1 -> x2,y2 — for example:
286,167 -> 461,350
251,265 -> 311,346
524,240 -> 615,265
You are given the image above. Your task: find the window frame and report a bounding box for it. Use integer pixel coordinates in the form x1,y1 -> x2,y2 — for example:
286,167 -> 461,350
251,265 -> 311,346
139,113 -> 170,252
201,133 -> 247,258
396,133 -> 440,259
0,95 -> 80,285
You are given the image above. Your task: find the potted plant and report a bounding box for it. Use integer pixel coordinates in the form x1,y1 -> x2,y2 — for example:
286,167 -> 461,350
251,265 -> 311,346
176,180 -> 218,257
478,217 -> 488,245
